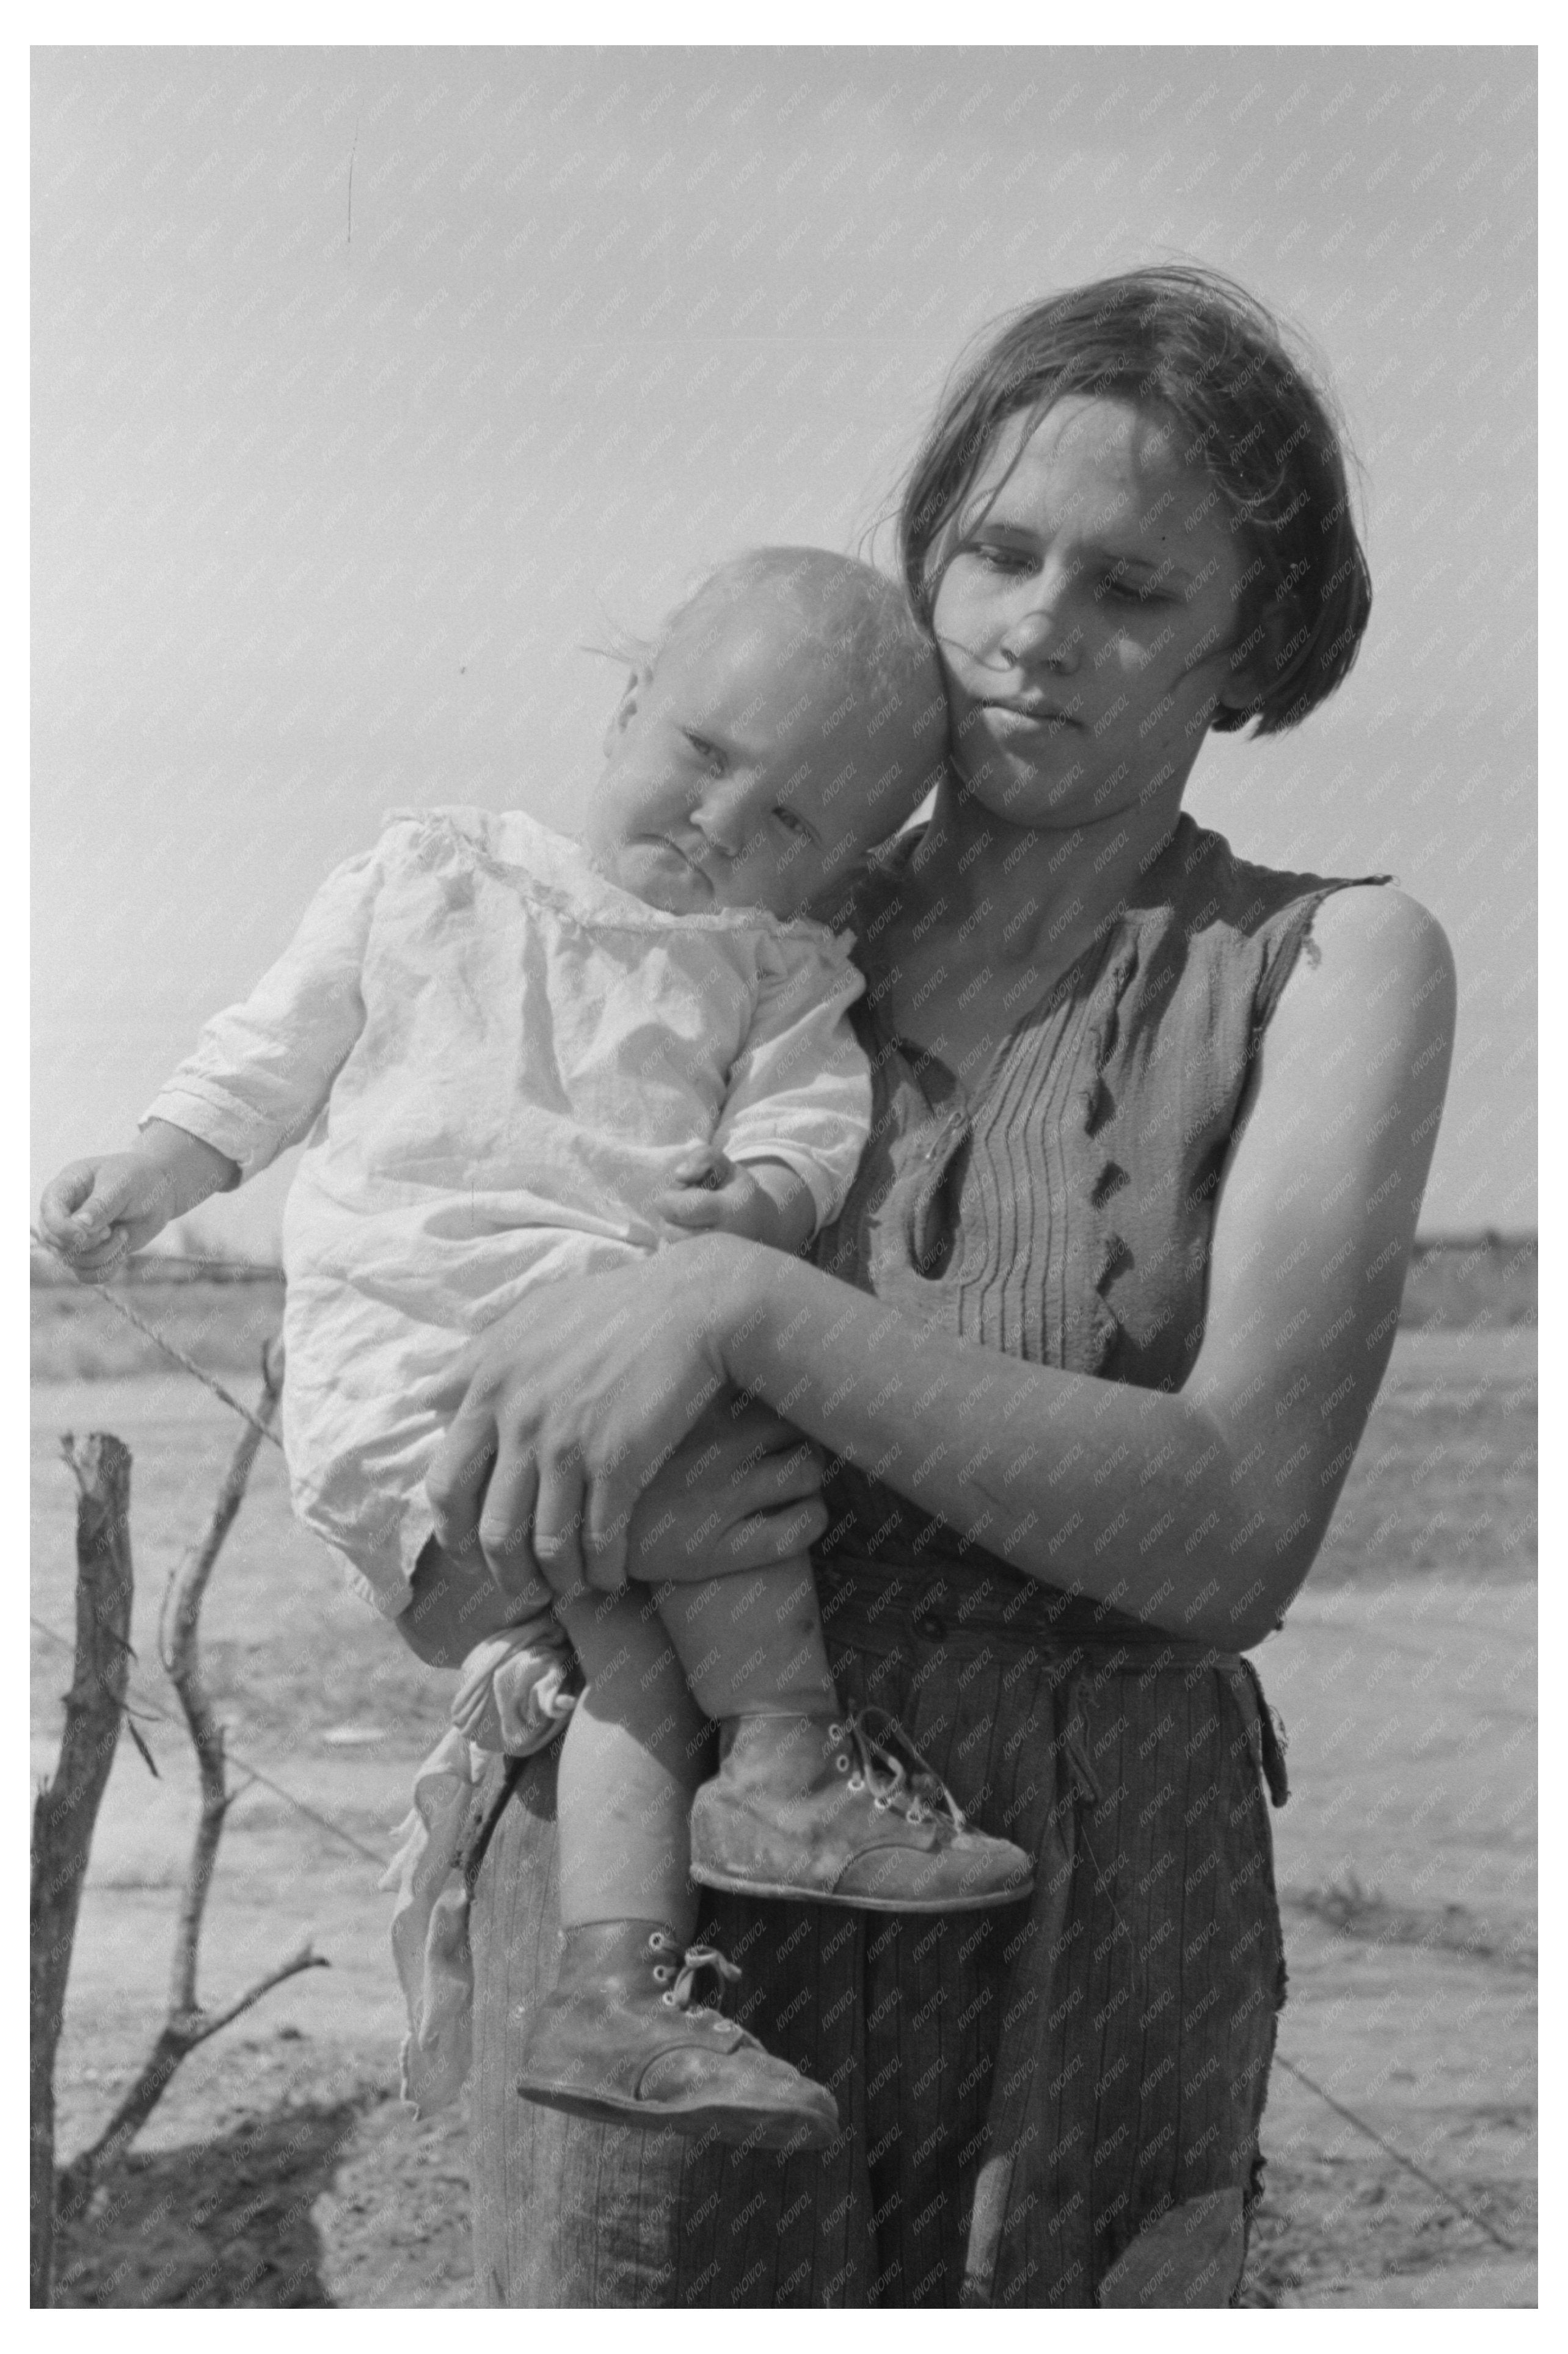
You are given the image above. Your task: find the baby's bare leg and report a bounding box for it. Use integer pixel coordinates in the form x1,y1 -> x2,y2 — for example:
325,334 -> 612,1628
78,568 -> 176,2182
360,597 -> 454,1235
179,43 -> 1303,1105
642,1554 -> 847,1815
545,1391 -> 834,1934
519,1575 -> 840,2147
551,1585 -> 707,1940
653,1552 -> 837,1723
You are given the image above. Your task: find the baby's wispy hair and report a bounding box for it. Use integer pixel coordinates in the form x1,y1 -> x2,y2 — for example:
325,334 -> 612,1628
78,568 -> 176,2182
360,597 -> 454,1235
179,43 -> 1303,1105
588,546 -> 938,734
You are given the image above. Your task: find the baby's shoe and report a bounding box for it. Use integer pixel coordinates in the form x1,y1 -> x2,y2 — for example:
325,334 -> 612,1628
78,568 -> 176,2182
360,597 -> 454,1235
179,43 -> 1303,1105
689,1705 -> 1034,1913
516,1921 -> 839,2150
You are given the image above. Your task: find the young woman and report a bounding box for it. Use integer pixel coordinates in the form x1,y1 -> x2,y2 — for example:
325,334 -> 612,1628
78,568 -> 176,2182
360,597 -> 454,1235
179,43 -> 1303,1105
401,266 -> 1456,2306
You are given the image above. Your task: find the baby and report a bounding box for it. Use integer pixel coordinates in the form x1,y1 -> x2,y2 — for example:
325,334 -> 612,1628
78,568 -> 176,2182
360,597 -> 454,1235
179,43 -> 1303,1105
41,548 -> 1032,2150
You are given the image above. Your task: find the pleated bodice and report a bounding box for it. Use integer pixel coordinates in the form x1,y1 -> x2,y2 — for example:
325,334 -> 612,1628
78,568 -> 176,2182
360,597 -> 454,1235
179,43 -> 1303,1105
815,814 -> 1382,1581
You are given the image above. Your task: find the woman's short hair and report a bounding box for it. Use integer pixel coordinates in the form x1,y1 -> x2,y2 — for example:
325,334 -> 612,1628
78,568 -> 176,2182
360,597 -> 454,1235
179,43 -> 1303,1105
899,266 -> 1372,736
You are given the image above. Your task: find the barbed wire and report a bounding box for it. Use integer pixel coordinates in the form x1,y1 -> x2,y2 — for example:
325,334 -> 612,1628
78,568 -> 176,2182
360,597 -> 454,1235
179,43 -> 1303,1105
29,1230 -> 285,1450
1271,2054 -> 1518,2254
32,1234 -> 396,1868
31,1251 -> 283,1282
30,1613 -> 388,1868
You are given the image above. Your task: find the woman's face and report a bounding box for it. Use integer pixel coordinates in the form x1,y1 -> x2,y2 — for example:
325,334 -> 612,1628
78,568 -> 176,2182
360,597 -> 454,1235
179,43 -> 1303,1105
928,394 -> 1250,834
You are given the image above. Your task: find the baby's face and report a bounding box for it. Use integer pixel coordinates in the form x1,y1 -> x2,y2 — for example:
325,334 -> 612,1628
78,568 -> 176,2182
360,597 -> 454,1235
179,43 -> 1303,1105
583,605 -> 939,921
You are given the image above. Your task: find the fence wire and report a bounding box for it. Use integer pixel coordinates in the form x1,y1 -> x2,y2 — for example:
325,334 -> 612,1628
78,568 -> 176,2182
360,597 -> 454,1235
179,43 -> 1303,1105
31,1230 -> 285,1449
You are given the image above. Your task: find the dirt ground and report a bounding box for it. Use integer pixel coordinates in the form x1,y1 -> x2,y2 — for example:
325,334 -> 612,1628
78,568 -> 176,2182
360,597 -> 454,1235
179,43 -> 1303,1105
31,1312 -> 1536,2308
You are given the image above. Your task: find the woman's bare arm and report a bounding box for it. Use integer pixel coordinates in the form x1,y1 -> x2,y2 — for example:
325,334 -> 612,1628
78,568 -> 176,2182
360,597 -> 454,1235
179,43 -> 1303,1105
705,888 -> 1456,1643
426,888 -> 1454,1649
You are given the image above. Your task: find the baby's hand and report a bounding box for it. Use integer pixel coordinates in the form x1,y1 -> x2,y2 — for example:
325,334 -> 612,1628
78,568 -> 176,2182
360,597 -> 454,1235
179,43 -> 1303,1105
657,1146 -> 770,1237
38,1152 -> 179,1280
656,1147 -> 815,1254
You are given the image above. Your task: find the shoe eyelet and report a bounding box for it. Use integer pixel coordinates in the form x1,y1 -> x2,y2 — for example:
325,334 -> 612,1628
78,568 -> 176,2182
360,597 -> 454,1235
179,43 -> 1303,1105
827,1723 -> 844,1740
873,1797 -> 889,1812
835,1754 -> 850,1774
847,1773 -> 864,1793
661,1990 -> 677,2007
652,1965 -> 672,1983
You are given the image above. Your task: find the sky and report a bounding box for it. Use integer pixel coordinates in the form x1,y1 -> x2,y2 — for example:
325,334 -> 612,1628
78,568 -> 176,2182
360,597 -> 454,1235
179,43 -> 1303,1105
32,44 -> 1536,1256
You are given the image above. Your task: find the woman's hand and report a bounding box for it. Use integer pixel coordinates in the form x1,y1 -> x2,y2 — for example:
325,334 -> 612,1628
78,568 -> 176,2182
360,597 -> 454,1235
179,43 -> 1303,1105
401,1392 -> 825,1664
423,1237 -> 759,1595
621,1394 -> 826,1585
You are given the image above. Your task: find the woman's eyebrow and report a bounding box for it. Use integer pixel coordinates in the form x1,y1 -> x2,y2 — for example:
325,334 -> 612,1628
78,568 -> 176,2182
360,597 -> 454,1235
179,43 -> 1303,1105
1098,544 -> 1193,584
963,512 -> 1195,584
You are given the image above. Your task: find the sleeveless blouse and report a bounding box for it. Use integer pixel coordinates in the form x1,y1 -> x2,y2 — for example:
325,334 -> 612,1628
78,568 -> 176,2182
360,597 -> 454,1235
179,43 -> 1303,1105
816,811 -> 1382,1603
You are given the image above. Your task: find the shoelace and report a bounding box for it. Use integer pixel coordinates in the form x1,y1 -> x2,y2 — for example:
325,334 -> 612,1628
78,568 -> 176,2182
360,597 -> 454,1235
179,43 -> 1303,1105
833,1705 -> 970,1834
650,1934 -> 744,2017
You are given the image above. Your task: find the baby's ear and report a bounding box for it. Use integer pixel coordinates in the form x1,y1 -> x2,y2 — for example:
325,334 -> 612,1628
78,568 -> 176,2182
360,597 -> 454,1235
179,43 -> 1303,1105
603,666 -> 649,750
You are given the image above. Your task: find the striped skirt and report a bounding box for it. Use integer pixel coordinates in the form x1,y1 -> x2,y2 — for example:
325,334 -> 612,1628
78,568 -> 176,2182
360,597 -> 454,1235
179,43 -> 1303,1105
469,1554 -> 1288,2307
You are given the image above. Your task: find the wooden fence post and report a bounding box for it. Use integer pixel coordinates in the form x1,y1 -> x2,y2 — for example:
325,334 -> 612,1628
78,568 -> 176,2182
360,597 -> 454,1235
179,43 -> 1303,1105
30,1434 -> 134,2309
55,1341 -> 324,2215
